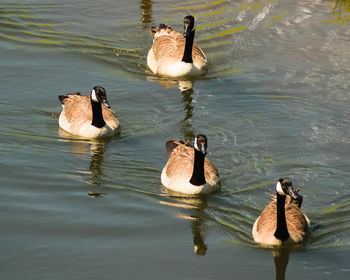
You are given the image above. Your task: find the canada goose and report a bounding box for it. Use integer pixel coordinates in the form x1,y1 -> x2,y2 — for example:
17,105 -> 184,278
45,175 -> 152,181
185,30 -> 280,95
58,86 -> 120,138
252,178 -> 311,247
161,135 -> 220,195
147,15 -> 208,78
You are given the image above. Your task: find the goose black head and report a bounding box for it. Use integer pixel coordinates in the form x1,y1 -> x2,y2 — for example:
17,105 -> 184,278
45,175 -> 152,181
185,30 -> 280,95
183,15 -> 195,38
276,178 -> 298,199
194,134 -> 207,155
91,86 -> 111,109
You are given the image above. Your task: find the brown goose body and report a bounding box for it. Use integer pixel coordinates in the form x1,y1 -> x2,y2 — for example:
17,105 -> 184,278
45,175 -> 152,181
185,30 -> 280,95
161,138 -> 220,195
58,91 -> 120,138
147,17 -> 207,77
252,180 -> 311,247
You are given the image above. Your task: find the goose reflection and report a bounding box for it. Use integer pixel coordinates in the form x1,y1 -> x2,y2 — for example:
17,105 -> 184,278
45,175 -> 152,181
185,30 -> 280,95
333,0 -> 350,18
192,200 -> 208,256
87,139 -> 110,185
272,247 -> 291,280
146,76 -> 193,92
180,85 -> 195,141
58,128 -> 111,185
140,0 -> 153,29
160,192 -> 209,255
146,76 -> 196,140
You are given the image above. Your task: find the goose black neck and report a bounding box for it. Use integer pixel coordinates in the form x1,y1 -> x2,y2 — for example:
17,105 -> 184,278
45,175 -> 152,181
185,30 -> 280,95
274,193 -> 290,241
91,99 -> 106,128
189,148 -> 206,186
182,30 -> 195,63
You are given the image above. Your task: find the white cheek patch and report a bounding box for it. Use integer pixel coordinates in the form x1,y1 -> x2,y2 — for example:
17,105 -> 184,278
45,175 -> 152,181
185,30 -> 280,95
91,89 -> 98,102
276,181 -> 285,195
194,136 -> 200,151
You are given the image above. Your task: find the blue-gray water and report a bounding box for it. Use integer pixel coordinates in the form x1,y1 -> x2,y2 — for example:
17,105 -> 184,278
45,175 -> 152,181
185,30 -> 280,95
1,0 -> 350,279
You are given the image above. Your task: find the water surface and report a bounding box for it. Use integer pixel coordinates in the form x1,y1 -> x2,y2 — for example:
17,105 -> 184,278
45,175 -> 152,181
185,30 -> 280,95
1,0 -> 350,279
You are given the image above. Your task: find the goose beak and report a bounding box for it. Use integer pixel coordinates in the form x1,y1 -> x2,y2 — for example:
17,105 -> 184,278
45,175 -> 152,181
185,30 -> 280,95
183,15 -> 195,38
102,99 -> 111,109
183,23 -> 193,38
286,186 -> 298,200
201,145 -> 207,155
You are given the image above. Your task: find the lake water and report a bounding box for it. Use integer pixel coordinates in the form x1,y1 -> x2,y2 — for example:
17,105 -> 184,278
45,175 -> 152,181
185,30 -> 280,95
1,0 -> 350,279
